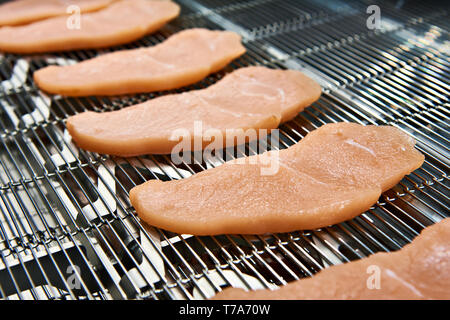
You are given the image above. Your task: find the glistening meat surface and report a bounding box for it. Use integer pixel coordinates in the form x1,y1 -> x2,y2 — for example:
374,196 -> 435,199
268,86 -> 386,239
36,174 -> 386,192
129,123 -> 424,235
66,66 -> 321,156
34,28 -> 245,96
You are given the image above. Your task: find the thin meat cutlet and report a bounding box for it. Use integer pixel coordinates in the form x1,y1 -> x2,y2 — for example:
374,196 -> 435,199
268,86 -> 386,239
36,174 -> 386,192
130,123 -> 424,235
34,28 -> 245,96
0,0 -> 117,26
65,66 -> 322,156
0,0 -> 180,53
212,218 -> 450,300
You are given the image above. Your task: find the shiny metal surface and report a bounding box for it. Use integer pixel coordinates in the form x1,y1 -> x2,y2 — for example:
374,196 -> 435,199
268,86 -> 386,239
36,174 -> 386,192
0,0 -> 448,299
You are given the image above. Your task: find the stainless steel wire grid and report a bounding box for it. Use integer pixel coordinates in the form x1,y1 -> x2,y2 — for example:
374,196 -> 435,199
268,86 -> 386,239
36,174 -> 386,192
0,0 -> 448,300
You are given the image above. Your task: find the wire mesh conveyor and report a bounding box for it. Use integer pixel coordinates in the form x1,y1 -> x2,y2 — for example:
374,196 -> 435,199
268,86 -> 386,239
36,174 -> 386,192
0,0 -> 448,300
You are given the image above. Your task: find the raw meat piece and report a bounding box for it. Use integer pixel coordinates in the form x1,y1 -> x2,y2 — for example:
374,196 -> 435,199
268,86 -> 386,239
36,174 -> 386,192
212,218 -> 450,300
0,0 -> 116,26
0,0 -> 180,53
34,28 -> 245,96
130,123 -> 424,235
66,66 -> 321,155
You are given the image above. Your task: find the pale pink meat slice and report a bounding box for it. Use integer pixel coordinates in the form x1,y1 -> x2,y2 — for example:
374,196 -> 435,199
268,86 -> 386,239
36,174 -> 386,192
212,218 -> 450,300
0,0 -> 117,26
129,123 -> 424,235
33,28 -> 245,96
66,66 -> 321,156
0,0 -> 180,53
